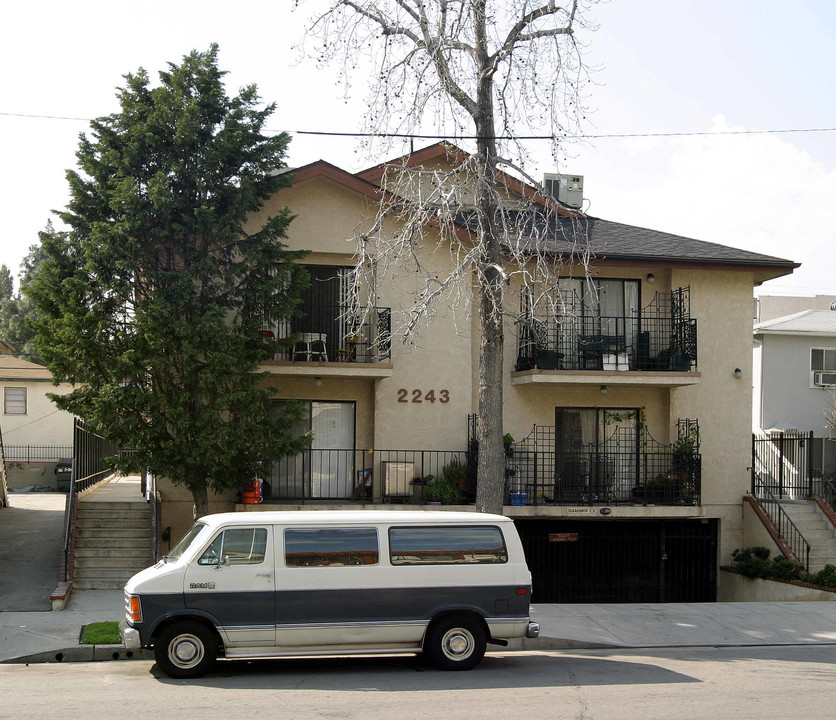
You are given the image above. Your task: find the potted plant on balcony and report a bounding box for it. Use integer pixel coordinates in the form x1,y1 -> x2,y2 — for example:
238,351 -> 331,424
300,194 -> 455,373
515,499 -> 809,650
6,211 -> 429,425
632,473 -> 670,504
424,460 -> 465,504
670,432 -> 698,503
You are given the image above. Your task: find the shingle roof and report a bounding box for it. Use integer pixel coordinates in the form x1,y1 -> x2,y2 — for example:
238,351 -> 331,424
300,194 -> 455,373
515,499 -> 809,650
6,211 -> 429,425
566,217 -> 797,268
754,309 -> 836,335
0,354 -> 53,381
454,211 -> 797,269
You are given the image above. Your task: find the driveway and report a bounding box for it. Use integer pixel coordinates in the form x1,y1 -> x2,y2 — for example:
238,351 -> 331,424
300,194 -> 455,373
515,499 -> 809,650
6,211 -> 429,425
0,492 -> 66,611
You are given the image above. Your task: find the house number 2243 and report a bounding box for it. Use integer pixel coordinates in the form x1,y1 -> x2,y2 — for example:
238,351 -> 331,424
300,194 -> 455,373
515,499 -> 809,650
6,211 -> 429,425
397,389 -> 450,404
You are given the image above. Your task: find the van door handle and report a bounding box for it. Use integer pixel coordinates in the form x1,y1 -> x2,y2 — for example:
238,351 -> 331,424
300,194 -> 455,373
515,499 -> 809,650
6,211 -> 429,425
256,573 -> 272,579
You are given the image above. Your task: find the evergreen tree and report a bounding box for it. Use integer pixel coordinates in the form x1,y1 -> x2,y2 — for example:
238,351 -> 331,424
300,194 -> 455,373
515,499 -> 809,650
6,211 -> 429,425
0,244 -> 46,364
29,45 -> 309,517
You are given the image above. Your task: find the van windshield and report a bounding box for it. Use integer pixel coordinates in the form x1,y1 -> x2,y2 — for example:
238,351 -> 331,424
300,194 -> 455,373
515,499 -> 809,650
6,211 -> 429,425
165,522 -> 207,562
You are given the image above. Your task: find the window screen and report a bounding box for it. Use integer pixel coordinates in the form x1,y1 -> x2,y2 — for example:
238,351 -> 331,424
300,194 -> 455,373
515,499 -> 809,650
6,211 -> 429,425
389,526 -> 508,565
4,387 -> 26,415
284,527 -> 379,567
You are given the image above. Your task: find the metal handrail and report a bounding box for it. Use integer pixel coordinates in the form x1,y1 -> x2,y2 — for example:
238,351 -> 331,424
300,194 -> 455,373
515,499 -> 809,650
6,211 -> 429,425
753,474 -> 811,571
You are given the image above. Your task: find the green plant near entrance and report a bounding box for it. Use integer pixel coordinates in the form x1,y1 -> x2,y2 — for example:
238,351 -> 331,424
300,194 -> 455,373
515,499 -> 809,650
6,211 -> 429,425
731,546 -> 836,587
80,621 -> 121,645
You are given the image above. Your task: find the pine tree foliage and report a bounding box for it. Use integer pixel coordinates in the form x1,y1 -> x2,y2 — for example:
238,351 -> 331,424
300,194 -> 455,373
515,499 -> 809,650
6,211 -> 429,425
0,244 -> 46,364
28,45 -> 309,517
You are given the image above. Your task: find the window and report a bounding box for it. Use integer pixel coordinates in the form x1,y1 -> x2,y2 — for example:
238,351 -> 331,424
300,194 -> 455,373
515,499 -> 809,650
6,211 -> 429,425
198,528 -> 267,566
389,526 -> 508,565
811,348 -> 836,386
4,387 -> 26,415
284,527 -> 379,567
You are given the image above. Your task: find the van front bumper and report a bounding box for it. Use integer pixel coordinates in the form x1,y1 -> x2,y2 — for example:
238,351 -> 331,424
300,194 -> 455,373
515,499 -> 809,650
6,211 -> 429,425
526,621 -> 540,639
119,620 -> 142,651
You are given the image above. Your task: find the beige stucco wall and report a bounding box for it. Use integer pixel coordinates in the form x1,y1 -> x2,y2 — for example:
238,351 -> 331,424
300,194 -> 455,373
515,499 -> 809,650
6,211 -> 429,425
156,478 -> 238,551
238,167 -> 771,592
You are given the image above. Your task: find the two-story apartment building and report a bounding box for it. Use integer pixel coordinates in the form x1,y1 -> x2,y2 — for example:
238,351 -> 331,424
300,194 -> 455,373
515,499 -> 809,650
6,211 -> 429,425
156,143 -> 798,603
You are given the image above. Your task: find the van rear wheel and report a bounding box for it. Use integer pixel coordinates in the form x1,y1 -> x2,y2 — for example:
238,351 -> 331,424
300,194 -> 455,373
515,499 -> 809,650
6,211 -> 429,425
154,621 -> 217,678
425,615 -> 486,671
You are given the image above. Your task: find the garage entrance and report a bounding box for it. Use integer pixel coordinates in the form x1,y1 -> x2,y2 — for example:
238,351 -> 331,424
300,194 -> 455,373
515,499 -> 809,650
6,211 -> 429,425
515,519 -> 718,603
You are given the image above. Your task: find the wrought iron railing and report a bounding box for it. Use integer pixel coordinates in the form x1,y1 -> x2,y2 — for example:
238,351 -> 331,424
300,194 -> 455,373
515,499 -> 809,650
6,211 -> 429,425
268,304 -> 392,363
266,448 -> 472,503
515,287 -> 697,372
751,473 -> 811,571
503,422 -> 701,506
3,445 -> 74,463
62,418 -> 120,582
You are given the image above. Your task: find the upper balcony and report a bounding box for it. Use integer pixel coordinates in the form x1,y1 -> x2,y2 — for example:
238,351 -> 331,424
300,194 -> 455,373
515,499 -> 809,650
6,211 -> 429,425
261,303 -> 394,380
512,286 -> 700,388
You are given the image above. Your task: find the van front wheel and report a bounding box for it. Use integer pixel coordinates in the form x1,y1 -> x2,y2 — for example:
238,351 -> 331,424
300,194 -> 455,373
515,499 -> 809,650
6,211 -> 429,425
425,615 -> 486,671
154,621 -> 217,678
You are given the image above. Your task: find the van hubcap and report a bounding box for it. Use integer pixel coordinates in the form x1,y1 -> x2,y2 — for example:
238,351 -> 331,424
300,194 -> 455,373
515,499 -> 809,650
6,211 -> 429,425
441,628 -> 474,659
170,634 -> 204,668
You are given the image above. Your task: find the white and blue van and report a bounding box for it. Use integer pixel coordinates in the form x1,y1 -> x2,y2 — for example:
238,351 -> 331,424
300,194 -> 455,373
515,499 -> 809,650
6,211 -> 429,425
120,510 -> 539,678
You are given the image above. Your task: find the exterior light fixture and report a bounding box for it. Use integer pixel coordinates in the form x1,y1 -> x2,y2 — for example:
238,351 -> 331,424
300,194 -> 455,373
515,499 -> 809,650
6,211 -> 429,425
646,273 -> 655,283
733,368 -> 743,379
600,385 -> 607,394
315,377 -> 323,387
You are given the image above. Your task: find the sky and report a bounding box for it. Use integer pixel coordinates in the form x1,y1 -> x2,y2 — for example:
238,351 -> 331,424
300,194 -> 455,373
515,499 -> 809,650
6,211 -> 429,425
2,0 -> 835,298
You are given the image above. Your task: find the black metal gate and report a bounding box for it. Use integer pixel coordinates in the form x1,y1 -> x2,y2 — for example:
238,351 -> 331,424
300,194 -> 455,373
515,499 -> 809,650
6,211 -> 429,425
752,431 -> 814,500
515,519 -> 717,603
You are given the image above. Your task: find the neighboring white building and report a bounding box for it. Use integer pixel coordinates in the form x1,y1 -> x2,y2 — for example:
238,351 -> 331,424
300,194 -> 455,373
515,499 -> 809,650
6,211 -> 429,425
753,308 -> 836,477
0,351 -> 75,487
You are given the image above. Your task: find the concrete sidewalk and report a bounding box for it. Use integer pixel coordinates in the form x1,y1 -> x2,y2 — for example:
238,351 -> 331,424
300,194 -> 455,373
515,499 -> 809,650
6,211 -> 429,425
4,590 -> 836,665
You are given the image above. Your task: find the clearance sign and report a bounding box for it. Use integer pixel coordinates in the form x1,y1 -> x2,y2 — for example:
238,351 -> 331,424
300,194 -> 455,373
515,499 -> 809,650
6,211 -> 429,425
548,533 -> 579,543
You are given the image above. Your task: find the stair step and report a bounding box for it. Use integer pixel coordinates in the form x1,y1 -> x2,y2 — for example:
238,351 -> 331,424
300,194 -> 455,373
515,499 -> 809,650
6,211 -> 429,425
73,579 -> 128,590
76,536 -> 147,547
77,509 -> 149,522
79,499 -> 148,509
76,525 -> 148,542
75,546 -> 149,559
75,552 -> 151,575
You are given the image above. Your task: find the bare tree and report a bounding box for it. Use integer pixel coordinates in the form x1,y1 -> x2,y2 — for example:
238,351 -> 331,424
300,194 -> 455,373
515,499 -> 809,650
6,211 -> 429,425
301,1 -> 597,513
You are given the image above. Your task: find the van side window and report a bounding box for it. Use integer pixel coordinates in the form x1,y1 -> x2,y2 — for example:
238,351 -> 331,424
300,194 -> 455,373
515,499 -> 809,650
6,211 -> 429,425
198,528 -> 267,566
389,526 -> 508,565
285,528 -> 379,567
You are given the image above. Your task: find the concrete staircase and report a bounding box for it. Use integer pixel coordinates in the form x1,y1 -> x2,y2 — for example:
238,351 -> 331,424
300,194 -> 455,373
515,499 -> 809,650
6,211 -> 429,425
73,476 -> 152,590
780,500 -> 836,573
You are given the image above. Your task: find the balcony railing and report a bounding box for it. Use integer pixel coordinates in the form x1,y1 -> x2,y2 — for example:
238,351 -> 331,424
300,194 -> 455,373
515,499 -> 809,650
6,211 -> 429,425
269,304 -> 391,363
505,447 -> 701,506
515,287 -> 697,372
264,441 -> 700,507
266,448 -> 472,502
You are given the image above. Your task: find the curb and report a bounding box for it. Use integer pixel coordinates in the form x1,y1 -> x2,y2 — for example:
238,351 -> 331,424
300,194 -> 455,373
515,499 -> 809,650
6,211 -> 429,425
1,645 -> 150,665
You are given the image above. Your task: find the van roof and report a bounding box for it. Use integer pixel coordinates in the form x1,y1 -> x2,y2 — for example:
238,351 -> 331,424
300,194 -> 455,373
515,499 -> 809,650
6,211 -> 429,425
196,510 -> 511,528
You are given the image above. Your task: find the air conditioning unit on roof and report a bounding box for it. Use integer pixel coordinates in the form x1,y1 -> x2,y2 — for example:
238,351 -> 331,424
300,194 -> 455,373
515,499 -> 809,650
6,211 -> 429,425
544,173 -> 584,209
814,371 -> 836,387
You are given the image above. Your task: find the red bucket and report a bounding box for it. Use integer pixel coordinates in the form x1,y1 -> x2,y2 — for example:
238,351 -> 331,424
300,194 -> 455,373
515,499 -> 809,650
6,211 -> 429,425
242,479 -> 263,504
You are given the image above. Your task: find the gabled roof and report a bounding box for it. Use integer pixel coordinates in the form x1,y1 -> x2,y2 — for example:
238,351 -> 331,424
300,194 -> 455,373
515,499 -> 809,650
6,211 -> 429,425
0,354 -> 53,382
754,309 -> 836,336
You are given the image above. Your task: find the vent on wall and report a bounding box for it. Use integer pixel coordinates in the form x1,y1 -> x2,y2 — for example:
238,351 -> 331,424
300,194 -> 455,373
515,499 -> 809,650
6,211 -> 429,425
544,173 -> 584,209
814,372 -> 836,387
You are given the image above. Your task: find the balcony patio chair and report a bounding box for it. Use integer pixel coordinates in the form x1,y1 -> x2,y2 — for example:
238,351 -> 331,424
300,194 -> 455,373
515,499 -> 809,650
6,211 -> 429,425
293,332 -> 328,362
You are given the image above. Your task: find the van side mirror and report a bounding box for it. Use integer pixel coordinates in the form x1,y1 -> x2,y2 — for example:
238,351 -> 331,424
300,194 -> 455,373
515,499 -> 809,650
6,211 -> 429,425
210,555 -> 230,570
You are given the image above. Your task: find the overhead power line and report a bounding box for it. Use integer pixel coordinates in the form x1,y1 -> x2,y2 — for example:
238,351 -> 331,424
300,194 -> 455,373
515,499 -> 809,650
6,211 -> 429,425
1,111 -> 834,141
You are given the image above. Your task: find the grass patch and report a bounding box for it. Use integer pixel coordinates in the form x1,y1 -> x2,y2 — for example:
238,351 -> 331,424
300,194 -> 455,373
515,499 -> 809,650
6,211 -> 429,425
80,621 -> 121,645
